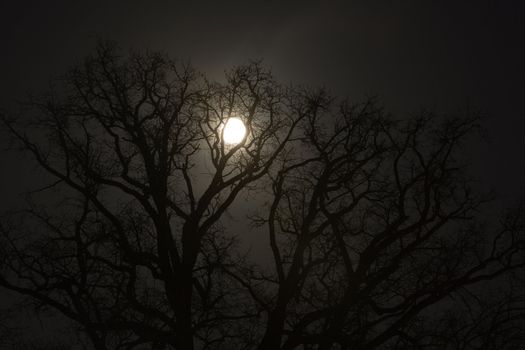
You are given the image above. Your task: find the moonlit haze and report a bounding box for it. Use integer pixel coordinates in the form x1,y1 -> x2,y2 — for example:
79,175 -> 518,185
222,117 -> 246,144
1,2 -> 525,348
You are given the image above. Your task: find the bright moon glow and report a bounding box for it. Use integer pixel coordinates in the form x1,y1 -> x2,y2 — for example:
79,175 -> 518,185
223,117 -> 247,144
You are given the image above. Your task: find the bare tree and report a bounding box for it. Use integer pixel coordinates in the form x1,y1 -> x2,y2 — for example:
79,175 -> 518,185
245,104 -> 525,349
1,41 -> 524,349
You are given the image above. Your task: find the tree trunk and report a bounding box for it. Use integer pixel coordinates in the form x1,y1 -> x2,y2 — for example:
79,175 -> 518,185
258,309 -> 286,350
171,222 -> 201,350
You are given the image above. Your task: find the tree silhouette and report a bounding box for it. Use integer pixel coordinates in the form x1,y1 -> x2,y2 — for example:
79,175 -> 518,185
1,42 -> 524,349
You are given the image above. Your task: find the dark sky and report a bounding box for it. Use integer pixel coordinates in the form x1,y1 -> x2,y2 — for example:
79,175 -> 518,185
1,0 -> 524,203
0,1 -> 524,345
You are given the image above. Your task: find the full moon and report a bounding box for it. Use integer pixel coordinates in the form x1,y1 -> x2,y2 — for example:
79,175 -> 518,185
222,117 -> 247,144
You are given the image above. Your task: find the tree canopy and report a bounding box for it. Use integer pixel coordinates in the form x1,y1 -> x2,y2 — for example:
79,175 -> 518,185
1,42 -> 524,350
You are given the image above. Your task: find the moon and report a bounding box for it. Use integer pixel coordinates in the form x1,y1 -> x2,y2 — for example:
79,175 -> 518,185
222,117 -> 247,144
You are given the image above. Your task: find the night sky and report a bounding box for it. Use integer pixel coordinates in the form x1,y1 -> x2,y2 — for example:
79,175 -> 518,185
1,1 -> 525,208
1,0 -> 525,345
